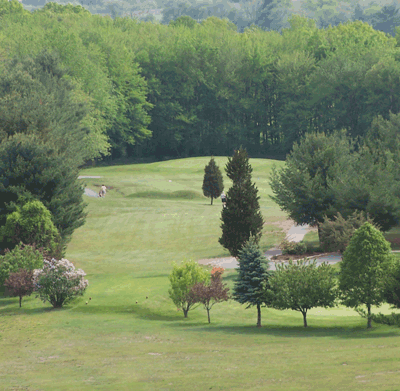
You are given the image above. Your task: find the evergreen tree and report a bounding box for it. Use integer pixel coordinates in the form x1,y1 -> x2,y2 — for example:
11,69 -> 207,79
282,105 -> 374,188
202,156 -> 224,205
219,146 -> 263,257
0,133 -> 87,254
233,236 -> 271,327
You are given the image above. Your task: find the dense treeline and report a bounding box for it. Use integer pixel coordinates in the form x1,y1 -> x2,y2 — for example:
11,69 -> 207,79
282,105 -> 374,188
19,0 -> 400,38
1,0 -> 400,163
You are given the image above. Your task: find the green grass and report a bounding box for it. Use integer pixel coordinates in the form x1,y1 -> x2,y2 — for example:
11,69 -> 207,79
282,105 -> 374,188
2,156 -> 400,390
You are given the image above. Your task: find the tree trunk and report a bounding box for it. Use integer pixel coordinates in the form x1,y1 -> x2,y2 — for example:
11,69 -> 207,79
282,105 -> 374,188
183,308 -> 189,318
211,197 -> 213,205
302,311 -> 307,327
19,295 -> 22,308
367,304 -> 372,329
257,303 -> 261,327
317,223 -> 322,245
207,308 -> 211,323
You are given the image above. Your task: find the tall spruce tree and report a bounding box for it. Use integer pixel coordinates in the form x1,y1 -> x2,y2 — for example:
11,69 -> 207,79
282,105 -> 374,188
0,133 -> 87,254
233,236 -> 271,327
202,156 -> 224,205
219,146 -> 264,257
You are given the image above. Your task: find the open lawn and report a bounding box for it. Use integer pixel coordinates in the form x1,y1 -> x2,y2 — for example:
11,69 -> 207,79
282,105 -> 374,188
1,156 -> 400,390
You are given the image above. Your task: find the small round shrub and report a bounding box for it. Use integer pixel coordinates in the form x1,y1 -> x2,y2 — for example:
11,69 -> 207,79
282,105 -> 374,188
33,258 -> 88,308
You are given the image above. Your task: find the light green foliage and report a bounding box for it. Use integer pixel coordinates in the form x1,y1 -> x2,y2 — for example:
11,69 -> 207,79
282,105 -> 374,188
268,258 -> 337,327
168,260 -> 210,317
1,200 -> 60,255
339,222 -> 396,328
0,243 -> 43,285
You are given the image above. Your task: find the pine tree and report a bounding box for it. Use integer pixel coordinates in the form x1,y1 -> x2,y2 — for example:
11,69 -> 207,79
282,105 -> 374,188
219,146 -> 264,257
202,156 -> 224,205
233,236 -> 271,327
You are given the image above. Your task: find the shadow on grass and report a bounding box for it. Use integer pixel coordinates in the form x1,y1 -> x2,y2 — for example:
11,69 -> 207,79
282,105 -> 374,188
68,303 -> 183,321
176,323 -> 400,339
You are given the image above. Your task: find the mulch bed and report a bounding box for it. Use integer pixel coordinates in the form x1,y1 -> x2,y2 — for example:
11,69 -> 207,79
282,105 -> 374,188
271,252 -> 339,261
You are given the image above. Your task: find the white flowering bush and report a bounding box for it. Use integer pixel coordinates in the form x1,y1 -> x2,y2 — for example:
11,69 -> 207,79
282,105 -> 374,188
33,258 -> 88,308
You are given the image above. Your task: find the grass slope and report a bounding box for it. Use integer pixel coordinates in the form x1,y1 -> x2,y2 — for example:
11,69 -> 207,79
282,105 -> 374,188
1,156 -> 400,390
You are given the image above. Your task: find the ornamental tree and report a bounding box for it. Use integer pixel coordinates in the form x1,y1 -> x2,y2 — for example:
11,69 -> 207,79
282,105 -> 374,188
0,243 -> 43,286
339,222 -> 395,328
168,260 -> 210,317
4,269 -> 34,307
233,236 -> 271,327
33,258 -> 88,308
219,146 -> 264,257
268,259 -> 337,327
190,269 -> 230,323
202,156 -> 224,205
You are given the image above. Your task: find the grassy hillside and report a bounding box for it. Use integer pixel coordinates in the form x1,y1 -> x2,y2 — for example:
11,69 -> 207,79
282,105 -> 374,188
1,156 -> 400,390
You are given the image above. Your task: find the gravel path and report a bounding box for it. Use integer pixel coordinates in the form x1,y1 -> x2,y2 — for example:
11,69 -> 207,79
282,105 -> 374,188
78,176 -> 103,198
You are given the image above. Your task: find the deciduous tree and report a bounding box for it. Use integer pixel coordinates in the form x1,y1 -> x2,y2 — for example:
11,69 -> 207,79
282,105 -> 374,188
268,258 -> 337,327
191,268 -> 230,323
4,269 -> 34,308
339,222 -> 395,328
168,260 -> 210,317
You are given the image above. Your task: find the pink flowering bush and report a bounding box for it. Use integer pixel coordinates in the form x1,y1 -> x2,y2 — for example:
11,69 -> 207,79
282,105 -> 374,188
33,258 -> 88,308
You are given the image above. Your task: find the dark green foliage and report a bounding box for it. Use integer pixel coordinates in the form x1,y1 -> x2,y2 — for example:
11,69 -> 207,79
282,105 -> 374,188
233,236 -> 270,327
383,260 -> 400,309
280,240 -> 307,255
0,133 -> 87,252
169,15 -> 198,29
219,146 -> 263,257
339,222 -> 395,328
0,49 -> 93,167
202,156 -> 224,205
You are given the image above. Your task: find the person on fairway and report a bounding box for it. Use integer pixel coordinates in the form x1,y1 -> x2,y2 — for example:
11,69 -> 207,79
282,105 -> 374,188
221,191 -> 227,208
100,184 -> 107,198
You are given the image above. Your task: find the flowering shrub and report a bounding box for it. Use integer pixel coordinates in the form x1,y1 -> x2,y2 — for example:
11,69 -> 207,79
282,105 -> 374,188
211,266 -> 224,276
33,258 -> 88,308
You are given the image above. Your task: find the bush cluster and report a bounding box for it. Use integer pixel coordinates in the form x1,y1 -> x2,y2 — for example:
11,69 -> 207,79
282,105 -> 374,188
280,240 -> 307,255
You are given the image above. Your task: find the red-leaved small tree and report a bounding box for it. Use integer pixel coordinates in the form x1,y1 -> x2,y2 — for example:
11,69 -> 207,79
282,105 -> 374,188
4,269 -> 34,307
191,269 -> 230,323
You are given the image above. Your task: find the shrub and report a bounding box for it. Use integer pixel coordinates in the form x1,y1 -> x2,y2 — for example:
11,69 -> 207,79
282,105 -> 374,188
0,199 -> 61,257
0,243 -> 43,285
280,240 -> 307,255
320,210 -> 381,253
33,258 -> 88,308
4,269 -> 34,307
